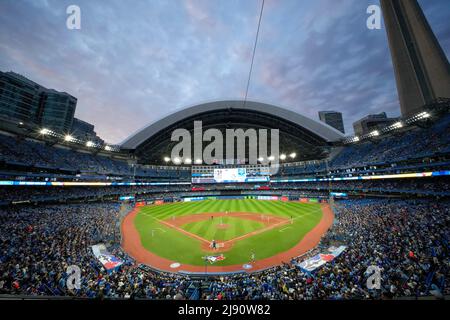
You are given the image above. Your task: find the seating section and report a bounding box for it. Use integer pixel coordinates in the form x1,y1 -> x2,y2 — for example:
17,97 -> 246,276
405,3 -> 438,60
331,113 -> 450,168
0,112 -> 449,180
0,199 -> 448,299
0,134 -> 189,179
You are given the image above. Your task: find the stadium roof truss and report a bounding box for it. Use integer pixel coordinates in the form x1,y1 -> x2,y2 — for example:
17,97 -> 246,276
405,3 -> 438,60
120,100 -> 345,164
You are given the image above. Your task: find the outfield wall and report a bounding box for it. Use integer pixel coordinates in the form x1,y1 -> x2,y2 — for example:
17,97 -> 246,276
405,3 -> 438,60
177,195 -> 328,203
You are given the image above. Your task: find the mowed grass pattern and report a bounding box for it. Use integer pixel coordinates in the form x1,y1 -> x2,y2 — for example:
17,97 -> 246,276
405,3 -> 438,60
133,199 -> 323,266
182,216 -> 266,241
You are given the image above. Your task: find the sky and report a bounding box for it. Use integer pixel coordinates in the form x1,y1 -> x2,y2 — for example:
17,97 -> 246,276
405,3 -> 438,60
0,0 -> 449,144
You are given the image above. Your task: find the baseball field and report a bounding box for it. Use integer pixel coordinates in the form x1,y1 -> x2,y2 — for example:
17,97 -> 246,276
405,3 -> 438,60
122,199 -> 334,273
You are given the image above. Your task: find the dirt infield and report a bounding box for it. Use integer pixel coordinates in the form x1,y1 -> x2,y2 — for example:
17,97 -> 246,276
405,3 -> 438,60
121,204 -> 334,274
164,211 -> 292,253
162,211 -> 290,251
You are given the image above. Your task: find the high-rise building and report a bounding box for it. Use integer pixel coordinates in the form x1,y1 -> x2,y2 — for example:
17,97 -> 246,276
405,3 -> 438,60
38,90 -> 76,133
380,0 -> 450,118
71,117 -> 104,144
353,112 -> 399,136
318,111 -> 345,134
0,71 -> 41,124
0,71 -> 77,133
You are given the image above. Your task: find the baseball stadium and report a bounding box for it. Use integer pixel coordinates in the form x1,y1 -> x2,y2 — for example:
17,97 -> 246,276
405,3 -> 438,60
0,0 -> 449,302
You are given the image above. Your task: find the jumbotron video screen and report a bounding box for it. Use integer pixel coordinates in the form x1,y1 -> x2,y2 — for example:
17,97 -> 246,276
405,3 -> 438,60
192,165 -> 271,183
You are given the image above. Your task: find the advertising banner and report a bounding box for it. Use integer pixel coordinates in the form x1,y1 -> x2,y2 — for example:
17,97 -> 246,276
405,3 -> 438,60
298,246 -> 347,272
91,244 -> 123,271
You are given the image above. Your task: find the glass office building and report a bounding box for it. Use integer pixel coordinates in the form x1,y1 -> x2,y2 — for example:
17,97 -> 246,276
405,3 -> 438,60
318,111 -> 345,134
0,71 -> 77,133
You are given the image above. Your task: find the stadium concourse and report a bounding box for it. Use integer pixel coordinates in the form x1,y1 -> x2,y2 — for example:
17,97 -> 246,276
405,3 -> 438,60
0,102 -> 449,300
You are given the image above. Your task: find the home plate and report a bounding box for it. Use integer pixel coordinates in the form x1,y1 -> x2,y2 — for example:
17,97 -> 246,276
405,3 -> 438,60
170,262 -> 181,269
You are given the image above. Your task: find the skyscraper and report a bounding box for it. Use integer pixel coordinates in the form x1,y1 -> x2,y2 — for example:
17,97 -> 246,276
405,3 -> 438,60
71,117 -> 104,144
380,0 -> 450,118
0,71 -> 41,124
0,71 -> 77,133
37,90 -> 77,133
318,111 -> 345,134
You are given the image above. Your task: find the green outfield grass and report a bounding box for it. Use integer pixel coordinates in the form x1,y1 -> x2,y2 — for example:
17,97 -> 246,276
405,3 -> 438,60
181,216 -> 266,241
133,199 -> 323,266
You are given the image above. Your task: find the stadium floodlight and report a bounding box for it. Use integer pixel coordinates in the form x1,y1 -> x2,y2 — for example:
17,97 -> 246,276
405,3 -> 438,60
371,130 -> 380,137
258,157 -> 264,162
280,154 -> 286,160
353,136 -> 360,142
19,122 -> 24,125
194,159 -> 202,164
412,111 -> 431,122
104,145 -> 112,151
86,141 -> 95,147
393,121 -> 403,129
173,157 -> 181,164
268,155 -> 275,161
289,152 -> 296,159
64,135 -> 74,142
184,158 -> 192,164
163,156 -> 170,163
40,128 -> 50,135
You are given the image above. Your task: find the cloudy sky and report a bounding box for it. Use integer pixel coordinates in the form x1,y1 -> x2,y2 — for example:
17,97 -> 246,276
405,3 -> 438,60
1,0 -> 449,143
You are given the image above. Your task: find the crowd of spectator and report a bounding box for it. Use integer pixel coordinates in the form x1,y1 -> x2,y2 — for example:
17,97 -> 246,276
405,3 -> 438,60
0,185 -> 191,204
0,134 -> 189,179
0,203 -> 192,299
202,199 -> 449,300
275,112 -> 450,178
0,198 -> 448,299
1,177 -> 448,204
1,112 -> 449,182
271,178 -> 450,196
330,113 -> 450,169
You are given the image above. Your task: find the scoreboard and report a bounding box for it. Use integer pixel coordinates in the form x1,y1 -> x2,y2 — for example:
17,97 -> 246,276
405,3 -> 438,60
192,165 -> 271,184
